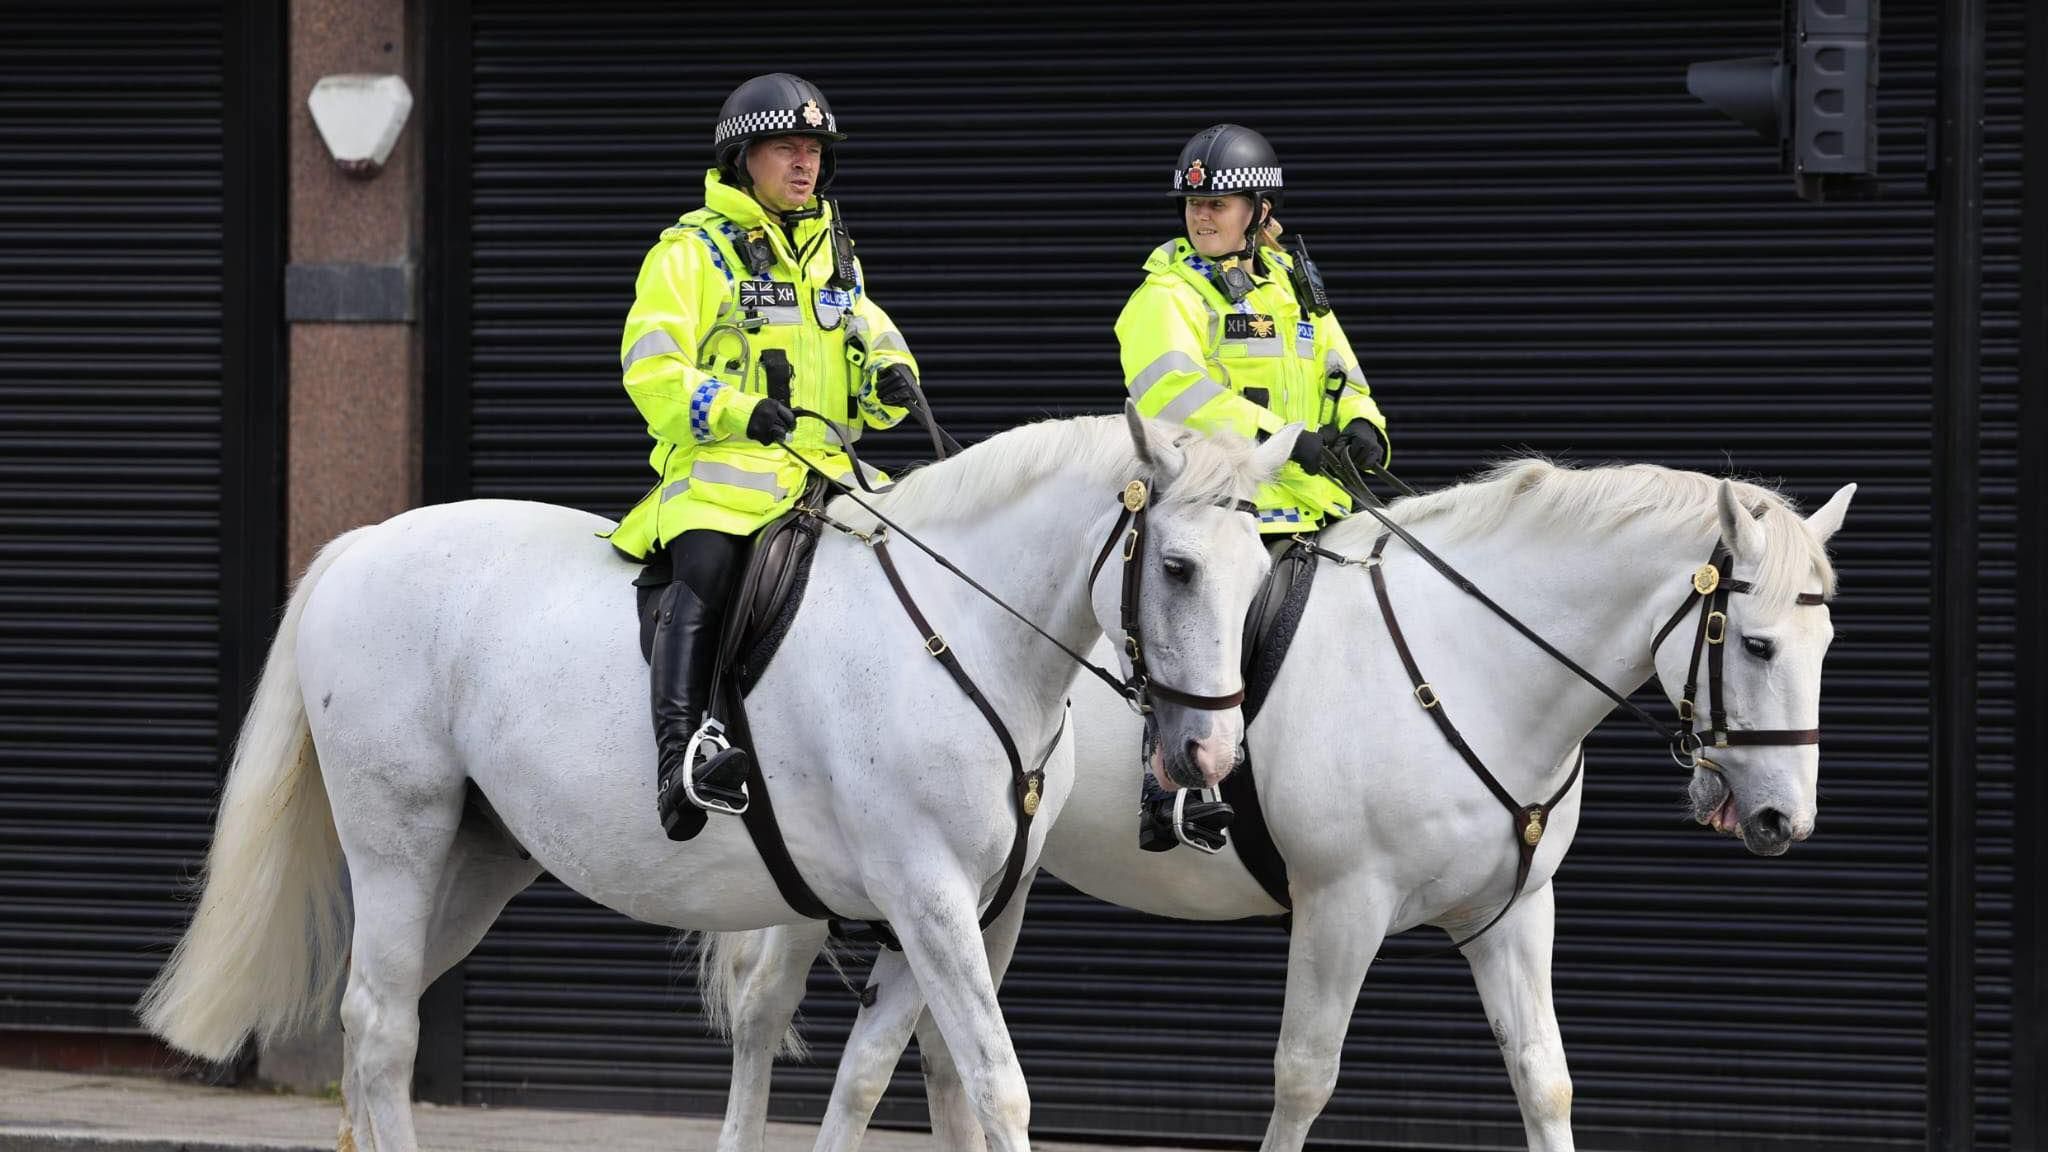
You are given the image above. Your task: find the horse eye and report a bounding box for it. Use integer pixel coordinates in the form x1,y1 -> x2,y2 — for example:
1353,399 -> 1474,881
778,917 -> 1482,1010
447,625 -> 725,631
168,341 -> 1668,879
1162,556 -> 1194,583
1742,636 -> 1776,660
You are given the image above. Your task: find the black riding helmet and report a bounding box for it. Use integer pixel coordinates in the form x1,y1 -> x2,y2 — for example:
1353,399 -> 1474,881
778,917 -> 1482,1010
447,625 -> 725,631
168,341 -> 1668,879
714,73 -> 847,192
1172,124 -> 1283,258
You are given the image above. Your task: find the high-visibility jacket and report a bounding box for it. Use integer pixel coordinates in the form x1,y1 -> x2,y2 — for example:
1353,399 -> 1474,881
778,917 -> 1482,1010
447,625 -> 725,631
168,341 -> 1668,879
1115,238 -> 1387,533
606,170 -> 919,557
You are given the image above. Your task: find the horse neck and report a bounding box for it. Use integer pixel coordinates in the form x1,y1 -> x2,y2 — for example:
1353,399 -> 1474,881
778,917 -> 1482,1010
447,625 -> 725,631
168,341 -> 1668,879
1366,512 -> 1717,787
908,470 -> 1119,726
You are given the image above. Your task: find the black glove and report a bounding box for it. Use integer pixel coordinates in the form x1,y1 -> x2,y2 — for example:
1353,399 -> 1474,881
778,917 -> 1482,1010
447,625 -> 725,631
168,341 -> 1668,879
874,364 -> 921,409
1286,428 -> 1323,475
1337,419 -> 1387,471
744,397 -> 796,445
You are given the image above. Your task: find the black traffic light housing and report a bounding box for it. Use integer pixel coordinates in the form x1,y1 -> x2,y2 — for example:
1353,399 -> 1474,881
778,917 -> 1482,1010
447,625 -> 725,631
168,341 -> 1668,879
1688,0 -> 1880,202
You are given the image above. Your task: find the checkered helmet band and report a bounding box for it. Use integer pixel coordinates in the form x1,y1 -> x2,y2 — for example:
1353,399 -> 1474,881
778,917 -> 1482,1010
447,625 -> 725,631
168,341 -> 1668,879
716,106 -> 839,145
1174,164 -> 1283,193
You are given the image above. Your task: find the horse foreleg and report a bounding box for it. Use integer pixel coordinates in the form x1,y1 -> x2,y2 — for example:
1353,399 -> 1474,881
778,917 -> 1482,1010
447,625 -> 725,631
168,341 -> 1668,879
810,946 -> 922,1152
914,871 -> 1033,1152
879,876 -> 1033,1152
716,921 -> 830,1152
1260,880 -> 1390,1152
1463,881 -> 1574,1151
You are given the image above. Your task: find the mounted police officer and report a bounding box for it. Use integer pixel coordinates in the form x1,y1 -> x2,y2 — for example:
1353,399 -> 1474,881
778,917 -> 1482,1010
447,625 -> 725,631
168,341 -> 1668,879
608,73 -> 923,842
1117,124 -> 1388,535
1116,123 -> 1390,851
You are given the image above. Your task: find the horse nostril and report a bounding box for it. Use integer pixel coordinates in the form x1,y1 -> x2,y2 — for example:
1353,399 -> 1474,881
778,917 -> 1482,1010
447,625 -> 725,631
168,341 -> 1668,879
1756,808 -> 1790,841
1184,737 -> 1204,767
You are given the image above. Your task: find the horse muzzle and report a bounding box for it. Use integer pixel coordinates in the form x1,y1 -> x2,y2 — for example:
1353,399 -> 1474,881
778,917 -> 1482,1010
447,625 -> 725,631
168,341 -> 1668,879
1145,705 -> 1243,791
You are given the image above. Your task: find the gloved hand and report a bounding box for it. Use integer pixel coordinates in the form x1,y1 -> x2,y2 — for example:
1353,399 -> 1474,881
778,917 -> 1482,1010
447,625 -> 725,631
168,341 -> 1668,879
1337,419 -> 1387,471
1286,428 -> 1324,475
745,397 -> 796,445
874,363 -> 921,409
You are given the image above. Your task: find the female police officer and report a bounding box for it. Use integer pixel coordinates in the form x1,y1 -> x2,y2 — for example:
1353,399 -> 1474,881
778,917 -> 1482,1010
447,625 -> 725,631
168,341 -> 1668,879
1117,123 -> 1388,532
1115,123 -> 1389,850
608,73 -> 922,841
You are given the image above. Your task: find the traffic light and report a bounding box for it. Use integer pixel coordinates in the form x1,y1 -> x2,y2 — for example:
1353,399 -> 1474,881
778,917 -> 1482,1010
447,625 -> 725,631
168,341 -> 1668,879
1687,0 -> 1880,202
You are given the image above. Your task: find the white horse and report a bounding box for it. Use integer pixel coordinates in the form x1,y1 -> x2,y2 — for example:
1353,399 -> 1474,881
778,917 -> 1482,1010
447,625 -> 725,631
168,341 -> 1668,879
705,460 -> 1855,1152
138,409 -> 1303,1152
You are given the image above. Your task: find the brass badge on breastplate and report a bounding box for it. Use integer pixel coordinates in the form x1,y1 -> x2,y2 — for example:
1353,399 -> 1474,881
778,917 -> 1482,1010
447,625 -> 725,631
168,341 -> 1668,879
1023,775 -> 1042,817
1522,809 -> 1545,847
1693,563 -> 1721,595
1122,479 -> 1150,511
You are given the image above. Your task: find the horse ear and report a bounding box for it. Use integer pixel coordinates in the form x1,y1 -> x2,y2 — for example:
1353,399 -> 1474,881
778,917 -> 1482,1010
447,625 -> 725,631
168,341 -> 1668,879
1716,480 -> 1766,561
1250,423 -> 1303,484
1803,483 -> 1856,545
1123,400 -> 1185,478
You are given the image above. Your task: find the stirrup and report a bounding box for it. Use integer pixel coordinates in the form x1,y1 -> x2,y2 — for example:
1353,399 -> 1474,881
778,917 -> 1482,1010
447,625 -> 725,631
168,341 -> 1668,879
682,719 -> 750,815
1172,786 -> 1232,854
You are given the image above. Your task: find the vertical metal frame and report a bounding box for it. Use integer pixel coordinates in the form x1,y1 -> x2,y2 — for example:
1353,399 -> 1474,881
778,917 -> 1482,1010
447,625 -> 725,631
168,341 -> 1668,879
218,0 -> 287,757
2012,0 -> 2047,1144
422,0 -> 474,505
413,0 -> 473,1105
1928,0 -> 1984,1147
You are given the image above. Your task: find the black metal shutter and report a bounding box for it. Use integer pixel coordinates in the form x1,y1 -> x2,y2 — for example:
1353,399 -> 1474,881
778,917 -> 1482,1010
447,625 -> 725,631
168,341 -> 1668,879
448,2 -> 2020,1146
0,2 -> 241,1036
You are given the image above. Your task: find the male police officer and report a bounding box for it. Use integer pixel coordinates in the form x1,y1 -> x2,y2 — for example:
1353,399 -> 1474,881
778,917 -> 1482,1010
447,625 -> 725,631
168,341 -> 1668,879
608,74 -> 922,841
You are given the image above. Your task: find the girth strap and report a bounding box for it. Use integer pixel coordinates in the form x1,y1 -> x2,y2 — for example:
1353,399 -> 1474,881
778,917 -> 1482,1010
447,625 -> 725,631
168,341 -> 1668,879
1367,532 -> 1584,952
874,538 -> 1048,933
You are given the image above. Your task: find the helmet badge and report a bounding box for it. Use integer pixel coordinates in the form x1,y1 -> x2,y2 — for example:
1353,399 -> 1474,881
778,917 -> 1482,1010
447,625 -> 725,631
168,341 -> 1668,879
801,99 -> 824,127
1185,159 -> 1206,188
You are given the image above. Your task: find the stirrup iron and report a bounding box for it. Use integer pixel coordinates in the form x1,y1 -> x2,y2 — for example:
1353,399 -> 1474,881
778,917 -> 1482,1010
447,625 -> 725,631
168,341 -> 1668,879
1173,786 -> 1231,855
682,718 -> 750,815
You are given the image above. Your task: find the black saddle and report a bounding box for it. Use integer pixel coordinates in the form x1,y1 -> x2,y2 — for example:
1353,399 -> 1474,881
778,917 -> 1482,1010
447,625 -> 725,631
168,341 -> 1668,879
1218,536 -> 1321,910
634,479 -> 824,694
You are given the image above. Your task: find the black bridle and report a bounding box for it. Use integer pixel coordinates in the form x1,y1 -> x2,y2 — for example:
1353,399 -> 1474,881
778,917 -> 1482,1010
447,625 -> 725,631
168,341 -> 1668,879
1651,540 -> 1828,762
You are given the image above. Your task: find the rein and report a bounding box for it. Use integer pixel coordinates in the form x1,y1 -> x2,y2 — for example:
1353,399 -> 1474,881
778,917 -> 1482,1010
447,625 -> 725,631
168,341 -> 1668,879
779,411 -> 1252,715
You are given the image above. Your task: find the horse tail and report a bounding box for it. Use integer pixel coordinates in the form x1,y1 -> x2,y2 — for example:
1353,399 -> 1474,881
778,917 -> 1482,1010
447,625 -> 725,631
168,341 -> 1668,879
139,527 -> 371,1061
692,930 -> 811,1060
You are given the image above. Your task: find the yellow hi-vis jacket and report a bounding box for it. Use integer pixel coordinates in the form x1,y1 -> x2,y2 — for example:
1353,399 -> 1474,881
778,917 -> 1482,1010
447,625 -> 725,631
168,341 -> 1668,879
605,170 -> 920,557
1115,238 -> 1387,534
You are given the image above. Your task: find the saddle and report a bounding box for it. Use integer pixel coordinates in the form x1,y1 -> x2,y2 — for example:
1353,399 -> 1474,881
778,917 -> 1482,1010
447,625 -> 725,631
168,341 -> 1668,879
634,480 -> 824,690
1219,537 -> 1320,910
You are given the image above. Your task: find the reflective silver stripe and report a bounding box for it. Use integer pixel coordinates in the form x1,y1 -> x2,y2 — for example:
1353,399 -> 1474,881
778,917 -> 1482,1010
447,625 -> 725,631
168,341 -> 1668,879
688,460 -> 788,499
824,418 -> 861,446
1151,240 -> 1178,262
1295,337 -> 1316,358
870,330 -> 908,354
753,305 -> 803,326
1127,350 -> 1207,400
623,329 -> 684,369
1222,337 -> 1286,357
1158,378 -> 1227,424
1325,351 -> 1366,387
662,478 -> 690,502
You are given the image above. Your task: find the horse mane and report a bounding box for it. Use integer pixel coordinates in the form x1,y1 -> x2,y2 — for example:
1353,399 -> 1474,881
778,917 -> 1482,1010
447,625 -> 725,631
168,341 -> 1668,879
831,415 -> 1262,530
1325,457 -> 1837,616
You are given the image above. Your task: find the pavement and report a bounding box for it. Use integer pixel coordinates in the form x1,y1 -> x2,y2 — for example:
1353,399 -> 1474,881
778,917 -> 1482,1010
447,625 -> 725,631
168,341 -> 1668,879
0,1066 -> 1193,1152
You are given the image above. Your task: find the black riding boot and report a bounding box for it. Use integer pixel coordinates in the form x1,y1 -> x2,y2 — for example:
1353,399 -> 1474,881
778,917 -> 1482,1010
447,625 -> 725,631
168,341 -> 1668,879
652,530 -> 752,842
1138,770 -> 1235,854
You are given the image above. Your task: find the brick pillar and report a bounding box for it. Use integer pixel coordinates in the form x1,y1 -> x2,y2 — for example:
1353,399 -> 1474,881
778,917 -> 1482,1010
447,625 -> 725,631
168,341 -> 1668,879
260,0 -> 423,1092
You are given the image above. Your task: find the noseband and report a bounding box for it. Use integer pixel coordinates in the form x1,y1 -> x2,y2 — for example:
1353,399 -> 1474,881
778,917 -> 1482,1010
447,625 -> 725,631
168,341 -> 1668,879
1088,479 -> 1256,715
1651,541 -> 1828,765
